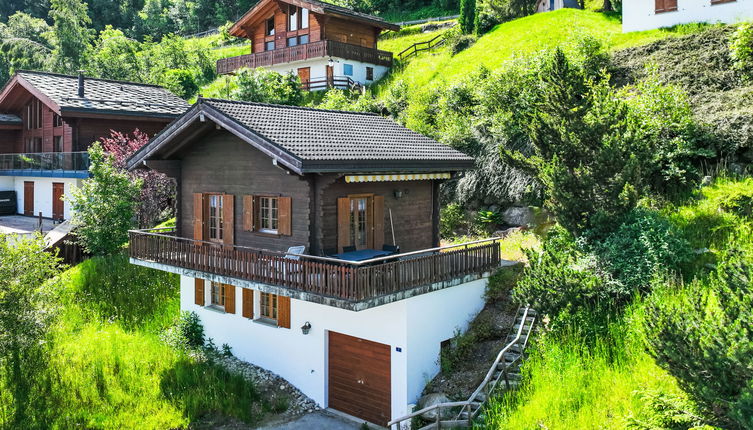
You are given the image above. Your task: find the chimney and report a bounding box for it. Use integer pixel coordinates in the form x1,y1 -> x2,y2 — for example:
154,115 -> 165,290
77,70 -> 85,98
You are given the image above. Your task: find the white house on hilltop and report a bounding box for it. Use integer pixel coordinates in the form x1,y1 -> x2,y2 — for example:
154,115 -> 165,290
623,0 -> 753,32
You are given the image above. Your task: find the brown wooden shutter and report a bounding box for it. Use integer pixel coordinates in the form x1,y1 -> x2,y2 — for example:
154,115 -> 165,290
242,288 -> 254,318
243,195 -> 253,231
278,295 -> 291,328
224,284 -> 236,314
373,195 -> 385,250
655,0 -> 664,12
665,0 -> 677,11
337,197 -> 350,252
278,196 -> 292,236
223,194 -> 234,245
193,193 -> 204,241
194,278 -> 205,306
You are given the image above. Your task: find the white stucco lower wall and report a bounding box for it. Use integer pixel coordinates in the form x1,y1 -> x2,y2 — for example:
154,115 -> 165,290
0,176 -> 13,190
10,176 -> 80,219
405,278 -> 487,404
179,274 -> 488,421
623,0 -> 753,33
264,57 -> 390,89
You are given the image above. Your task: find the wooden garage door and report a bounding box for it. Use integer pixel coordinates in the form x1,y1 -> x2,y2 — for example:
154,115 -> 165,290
328,331 -> 391,426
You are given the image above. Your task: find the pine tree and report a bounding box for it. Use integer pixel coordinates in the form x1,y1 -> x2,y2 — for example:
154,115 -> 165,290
458,0 -> 476,34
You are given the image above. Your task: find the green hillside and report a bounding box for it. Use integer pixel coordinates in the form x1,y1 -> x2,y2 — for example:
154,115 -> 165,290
377,9 -> 708,95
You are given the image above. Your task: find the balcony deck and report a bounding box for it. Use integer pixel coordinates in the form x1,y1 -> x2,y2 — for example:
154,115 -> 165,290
216,40 -> 393,75
129,229 -> 501,310
0,152 -> 90,177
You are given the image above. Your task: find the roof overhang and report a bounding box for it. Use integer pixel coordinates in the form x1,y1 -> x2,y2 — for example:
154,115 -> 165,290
60,107 -> 182,121
0,74 -> 61,115
229,0 -> 398,38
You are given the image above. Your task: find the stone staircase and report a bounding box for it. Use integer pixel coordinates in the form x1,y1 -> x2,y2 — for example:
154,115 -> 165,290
388,306 -> 537,430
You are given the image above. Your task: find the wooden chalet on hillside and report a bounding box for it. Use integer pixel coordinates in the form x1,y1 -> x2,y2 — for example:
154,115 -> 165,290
0,71 -> 188,219
217,0 -> 399,90
126,98 -> 502,426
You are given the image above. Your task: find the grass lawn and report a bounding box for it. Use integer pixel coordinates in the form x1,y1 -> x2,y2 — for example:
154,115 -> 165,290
0,253 -> 275,429
377,21 -> 454,57
376,9 -> 710,96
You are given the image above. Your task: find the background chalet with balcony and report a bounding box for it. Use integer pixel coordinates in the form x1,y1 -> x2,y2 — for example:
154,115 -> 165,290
217,0 -> 399,91
0,70 -> 188,220
126,98 -> 503,426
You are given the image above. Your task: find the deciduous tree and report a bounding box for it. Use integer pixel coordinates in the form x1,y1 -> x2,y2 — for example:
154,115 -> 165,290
68,142 -> 142,255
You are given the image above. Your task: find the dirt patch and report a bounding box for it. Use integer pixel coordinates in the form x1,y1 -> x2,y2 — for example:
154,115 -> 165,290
423,295 -> 519,400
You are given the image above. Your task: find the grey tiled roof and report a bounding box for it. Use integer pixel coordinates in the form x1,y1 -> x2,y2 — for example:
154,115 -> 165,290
0,113 -> 21,124
204,98 -> 473,164
17,71 -> 189,117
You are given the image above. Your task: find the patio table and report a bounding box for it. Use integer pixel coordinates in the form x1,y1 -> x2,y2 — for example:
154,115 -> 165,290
331,249 -> 393,262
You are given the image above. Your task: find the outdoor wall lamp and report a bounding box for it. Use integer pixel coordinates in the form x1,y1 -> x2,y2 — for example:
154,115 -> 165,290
301,321 -> 312,335
394,189 -> 408,199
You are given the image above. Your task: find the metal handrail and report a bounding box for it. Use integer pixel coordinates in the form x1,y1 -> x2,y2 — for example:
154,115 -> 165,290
388,306 -> 533,429
128,227 -> 500,267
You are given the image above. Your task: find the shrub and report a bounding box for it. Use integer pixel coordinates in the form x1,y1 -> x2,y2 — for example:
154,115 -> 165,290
486,263 -> 524,301
449,34 -> 476,55
162,311 -> 205,350
730,23 -> 753,80
589,208 -> 692,294
0,234 -> 62,428
440,202 -> 466,238
68,143 -> 142,256
231,67 -> 303,106
644,244 -> 753,428
513,227 -> 608,319
159,68 -> 198,99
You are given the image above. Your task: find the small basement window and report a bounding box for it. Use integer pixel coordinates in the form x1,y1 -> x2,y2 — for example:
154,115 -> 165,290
366,67 -> 374,81
210,282 -> 226,308
260,292 -> 278,321
343,64 -> 353,76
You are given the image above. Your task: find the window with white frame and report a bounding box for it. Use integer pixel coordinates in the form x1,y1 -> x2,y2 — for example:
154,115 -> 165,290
259,196 -> 279,233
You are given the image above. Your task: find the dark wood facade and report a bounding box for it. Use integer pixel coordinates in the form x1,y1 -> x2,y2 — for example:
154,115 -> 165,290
0,101 -> 174,155
176,131 -> 439,256
218,0 -> 397,75
179,132 -> 312,251
0,74 -> 182,157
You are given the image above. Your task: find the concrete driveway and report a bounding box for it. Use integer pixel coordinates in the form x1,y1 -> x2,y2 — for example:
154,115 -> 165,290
0,215 -> 56,236
258,409 -> 381,430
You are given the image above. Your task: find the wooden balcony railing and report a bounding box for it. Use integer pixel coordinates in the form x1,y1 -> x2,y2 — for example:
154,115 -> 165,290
302,75 -> 362,92
216,40 -> 394,75
129,229 -> 500,302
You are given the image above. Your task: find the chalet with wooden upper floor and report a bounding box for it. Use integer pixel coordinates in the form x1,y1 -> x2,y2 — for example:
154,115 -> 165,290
126,98 -> 502,426
218,0 -> 399,90
0,70 -> 188,220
